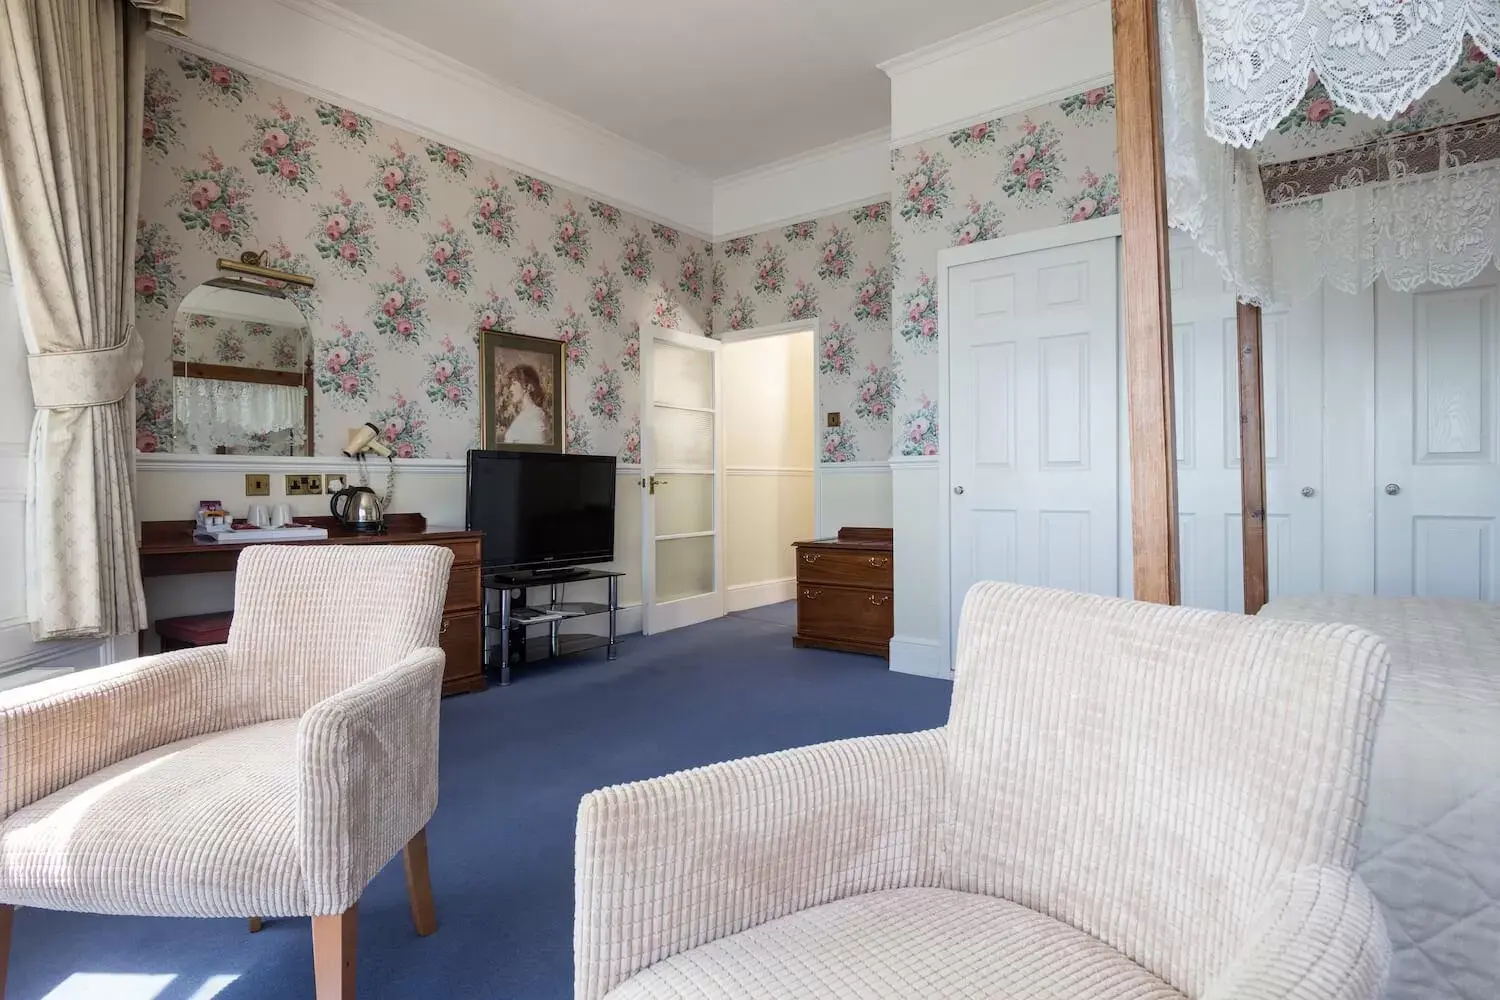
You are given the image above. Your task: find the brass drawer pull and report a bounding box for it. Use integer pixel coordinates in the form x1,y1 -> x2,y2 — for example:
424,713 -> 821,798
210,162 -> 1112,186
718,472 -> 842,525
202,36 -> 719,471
868,557 -> 889,568
801,552 -> 820,564
801,588 -> 823,599
867,594 -> 890,607
439,620 -> 450,634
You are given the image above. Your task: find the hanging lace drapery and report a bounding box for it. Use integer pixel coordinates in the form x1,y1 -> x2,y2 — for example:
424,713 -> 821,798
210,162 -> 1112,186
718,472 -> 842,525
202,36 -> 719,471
1159,0 -> 1500,304
1196,0 -> 1499,148
172,378 -> 306,455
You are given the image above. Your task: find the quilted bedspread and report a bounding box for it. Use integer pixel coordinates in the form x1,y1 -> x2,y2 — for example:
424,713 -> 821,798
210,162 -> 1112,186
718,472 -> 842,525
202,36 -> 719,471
1260,596 -> 1500,1000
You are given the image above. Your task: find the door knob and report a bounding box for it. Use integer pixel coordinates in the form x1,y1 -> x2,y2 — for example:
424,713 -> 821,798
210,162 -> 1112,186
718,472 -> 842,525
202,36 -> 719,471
1300,486 -> 1316,498
1384,483 -> 1401,496
953,486 -> 965,495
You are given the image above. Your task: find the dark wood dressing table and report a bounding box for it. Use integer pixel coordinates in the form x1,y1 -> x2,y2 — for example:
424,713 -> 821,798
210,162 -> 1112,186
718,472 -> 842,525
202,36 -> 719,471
139,513 -> 486,695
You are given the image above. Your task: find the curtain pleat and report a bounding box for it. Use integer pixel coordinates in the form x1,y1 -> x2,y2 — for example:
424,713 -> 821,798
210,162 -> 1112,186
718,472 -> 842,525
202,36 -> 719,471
0,0 -> 149,639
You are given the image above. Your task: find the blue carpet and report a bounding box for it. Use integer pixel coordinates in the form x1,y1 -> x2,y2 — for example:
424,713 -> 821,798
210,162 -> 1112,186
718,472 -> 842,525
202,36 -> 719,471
727,599 -> 797,629
10,614 -> 951,1000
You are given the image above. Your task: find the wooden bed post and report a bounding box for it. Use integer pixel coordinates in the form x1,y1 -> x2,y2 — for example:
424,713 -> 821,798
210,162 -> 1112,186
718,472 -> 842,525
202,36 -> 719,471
1236,303 -> 1269,613
1111,0 -> 1181,604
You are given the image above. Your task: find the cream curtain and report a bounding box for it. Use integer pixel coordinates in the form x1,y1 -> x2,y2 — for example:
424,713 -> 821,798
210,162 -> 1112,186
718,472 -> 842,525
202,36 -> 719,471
0,0 -> 150,639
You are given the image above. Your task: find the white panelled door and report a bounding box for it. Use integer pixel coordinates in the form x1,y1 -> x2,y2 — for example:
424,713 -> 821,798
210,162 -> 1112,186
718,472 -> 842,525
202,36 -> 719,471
639,328 -> 725,633
1376,275 -> 1500,599
1162,239 -> 1325,611
948,235 -> 1119,642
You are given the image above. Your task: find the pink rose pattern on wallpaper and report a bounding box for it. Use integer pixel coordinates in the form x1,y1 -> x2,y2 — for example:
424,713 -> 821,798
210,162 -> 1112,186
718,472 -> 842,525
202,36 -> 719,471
135,41 -> 709,460
714,202 -> 892,462
890,84 -> 1122,455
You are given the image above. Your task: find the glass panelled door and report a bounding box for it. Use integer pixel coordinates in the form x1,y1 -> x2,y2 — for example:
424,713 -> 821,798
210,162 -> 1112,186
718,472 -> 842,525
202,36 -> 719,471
640,329 -> 724,633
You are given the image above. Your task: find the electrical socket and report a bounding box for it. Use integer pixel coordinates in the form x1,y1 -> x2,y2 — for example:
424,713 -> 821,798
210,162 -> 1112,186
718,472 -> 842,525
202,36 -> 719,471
245,473 -> 270,497
284,474 -> 323,496
325,473 -> 348,494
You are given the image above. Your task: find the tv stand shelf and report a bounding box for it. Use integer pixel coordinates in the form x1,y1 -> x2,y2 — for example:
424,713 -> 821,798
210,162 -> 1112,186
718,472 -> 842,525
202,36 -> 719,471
481,568 -> 622,686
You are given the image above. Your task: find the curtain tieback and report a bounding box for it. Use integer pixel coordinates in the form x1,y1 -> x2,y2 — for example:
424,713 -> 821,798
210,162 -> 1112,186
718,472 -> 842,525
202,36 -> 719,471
27,328 -> 145,409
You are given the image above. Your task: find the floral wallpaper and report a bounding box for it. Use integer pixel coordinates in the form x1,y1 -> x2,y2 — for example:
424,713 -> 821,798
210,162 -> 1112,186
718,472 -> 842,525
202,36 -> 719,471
1255,41 -> 1500,163
172,312 -> 305,371
890,84 -> 1121,456
713,202 -> 893,463
135,43 -> 709,459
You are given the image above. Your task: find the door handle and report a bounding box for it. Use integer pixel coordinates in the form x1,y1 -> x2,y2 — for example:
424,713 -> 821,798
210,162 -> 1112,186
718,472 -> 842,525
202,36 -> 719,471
953,486 -> 965,495
1300,486 -> 1316,498
1384,483 -> 1402,496
640,476 -> 669,495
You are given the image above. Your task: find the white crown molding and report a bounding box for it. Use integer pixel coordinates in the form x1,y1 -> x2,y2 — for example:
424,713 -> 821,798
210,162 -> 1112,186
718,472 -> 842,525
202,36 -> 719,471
712,129 -> 890,239
163,0 -> 714,238
714,128 -> 890,189
889,72 -> 1115,149
877,0 -> 1105,76
881,0 -> 1113,147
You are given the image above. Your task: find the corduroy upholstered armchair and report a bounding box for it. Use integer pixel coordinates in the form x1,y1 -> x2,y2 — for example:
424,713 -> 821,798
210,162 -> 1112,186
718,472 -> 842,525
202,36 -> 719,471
0,544 -> 453,1000
576,583 -> 1393,1000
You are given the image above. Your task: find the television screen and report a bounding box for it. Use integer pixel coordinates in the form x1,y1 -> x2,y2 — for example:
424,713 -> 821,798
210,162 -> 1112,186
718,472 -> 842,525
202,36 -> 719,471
466,451 -> 617,571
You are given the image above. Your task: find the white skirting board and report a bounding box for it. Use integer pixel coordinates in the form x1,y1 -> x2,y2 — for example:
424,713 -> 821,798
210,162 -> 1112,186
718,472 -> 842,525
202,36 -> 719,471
889,634 -> 949,679
726,578 -> 796,613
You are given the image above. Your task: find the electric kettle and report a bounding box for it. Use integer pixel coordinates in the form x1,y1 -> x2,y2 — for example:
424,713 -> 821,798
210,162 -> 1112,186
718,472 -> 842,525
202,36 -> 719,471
329,485 -> 384,532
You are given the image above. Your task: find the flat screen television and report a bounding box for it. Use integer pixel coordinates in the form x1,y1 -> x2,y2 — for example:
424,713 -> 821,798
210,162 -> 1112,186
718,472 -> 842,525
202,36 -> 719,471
465,450 -> 617,572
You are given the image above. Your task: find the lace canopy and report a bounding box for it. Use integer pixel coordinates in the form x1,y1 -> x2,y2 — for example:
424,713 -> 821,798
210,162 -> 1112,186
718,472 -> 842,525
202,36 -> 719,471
1198,0 -> 1498,148
1163,0 -> 1500,304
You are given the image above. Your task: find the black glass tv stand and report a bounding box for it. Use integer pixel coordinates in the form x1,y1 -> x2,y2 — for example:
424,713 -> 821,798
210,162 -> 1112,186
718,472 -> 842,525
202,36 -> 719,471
481,567 -> 622,686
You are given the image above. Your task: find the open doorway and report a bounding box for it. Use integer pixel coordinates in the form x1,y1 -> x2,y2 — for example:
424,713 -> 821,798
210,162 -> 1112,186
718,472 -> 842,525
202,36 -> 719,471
720,326 -> 817,615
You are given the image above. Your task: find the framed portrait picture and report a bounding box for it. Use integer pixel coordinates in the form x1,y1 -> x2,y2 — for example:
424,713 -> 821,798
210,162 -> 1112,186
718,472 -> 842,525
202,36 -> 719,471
477,329 -> 565,452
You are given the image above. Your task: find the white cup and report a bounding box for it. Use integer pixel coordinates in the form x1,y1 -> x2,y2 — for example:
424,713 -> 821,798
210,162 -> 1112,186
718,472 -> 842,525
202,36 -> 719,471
247,504 -> 269,527
271,503 -> 293,527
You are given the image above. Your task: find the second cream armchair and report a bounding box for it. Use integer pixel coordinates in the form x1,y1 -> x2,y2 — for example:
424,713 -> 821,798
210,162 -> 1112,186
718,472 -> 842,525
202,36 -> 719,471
0,543 -> 454,1000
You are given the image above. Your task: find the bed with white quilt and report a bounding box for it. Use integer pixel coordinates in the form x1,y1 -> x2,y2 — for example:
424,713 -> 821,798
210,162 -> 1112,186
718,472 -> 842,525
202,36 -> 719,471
1259,596 -> 1500,1000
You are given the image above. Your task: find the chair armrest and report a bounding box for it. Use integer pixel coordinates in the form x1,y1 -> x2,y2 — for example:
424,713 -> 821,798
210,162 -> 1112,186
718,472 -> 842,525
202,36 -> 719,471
295,646 -> 445,914
0,646 -> 233,820
1203,865 -> 1390,1000
574,728 -> 949,1000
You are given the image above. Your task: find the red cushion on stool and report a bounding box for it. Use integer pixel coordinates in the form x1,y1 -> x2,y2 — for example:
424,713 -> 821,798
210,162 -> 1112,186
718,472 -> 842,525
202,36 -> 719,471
156,611 -> 233,647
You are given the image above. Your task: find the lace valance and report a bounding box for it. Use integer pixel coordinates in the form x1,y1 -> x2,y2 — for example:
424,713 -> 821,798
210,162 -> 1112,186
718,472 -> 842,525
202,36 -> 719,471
1197,0 -> 1499,148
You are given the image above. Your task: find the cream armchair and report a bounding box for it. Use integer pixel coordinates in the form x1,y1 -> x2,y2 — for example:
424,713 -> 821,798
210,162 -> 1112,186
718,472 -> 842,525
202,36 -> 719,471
576,583 -> 1393,1000
0,544 -> 453,1000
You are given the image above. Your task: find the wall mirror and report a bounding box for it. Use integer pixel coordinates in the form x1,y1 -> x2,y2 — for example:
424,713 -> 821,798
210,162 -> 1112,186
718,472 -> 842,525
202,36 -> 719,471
169,280 -> 313,455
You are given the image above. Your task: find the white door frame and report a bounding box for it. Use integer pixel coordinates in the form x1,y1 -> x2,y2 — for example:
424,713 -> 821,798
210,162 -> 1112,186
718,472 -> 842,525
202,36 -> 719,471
936,215 -> 1123,671
716,318 -> 823,539
640,326 -> 726,634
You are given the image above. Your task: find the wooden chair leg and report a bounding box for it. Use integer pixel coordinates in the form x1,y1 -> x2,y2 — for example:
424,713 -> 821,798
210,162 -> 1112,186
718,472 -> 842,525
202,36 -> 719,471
0,904 -> 13,998
248,916 -> 264,933
311,906 -> 356,1000
402,827 -> 437,937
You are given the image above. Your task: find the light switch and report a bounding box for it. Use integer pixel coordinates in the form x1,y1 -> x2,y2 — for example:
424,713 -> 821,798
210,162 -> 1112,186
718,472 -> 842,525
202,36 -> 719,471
826,412 -> 841,428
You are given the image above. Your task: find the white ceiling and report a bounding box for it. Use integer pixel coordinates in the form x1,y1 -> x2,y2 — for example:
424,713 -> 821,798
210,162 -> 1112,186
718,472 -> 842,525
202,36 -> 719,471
323,0 -> 1025,178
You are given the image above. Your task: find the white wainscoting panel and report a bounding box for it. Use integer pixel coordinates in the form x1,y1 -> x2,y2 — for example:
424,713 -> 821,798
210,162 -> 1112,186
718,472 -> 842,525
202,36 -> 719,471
889,456 -> 946,677
817,462 -> 893,539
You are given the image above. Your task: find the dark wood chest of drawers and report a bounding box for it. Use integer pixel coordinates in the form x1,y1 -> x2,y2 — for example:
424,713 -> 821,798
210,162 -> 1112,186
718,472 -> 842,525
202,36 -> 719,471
791,527 -> 893,658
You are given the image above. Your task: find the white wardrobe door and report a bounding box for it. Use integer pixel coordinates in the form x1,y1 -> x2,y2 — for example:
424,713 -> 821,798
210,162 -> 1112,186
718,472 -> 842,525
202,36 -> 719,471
948,235 -> 1120,645
1375,275 -> 1500,600
1128,239 -> 1326,612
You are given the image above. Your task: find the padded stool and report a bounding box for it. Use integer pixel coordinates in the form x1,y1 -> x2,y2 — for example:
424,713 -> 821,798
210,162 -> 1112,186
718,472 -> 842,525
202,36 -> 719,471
155,611 -> 233,651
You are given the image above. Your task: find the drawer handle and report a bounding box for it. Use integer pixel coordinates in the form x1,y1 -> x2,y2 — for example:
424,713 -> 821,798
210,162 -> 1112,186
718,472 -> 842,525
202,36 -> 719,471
439,620 -> 450,634
801,552 -> 820,564
867,594 -> 890,607
802,588 -> 823,600
868,557 -> 889,568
